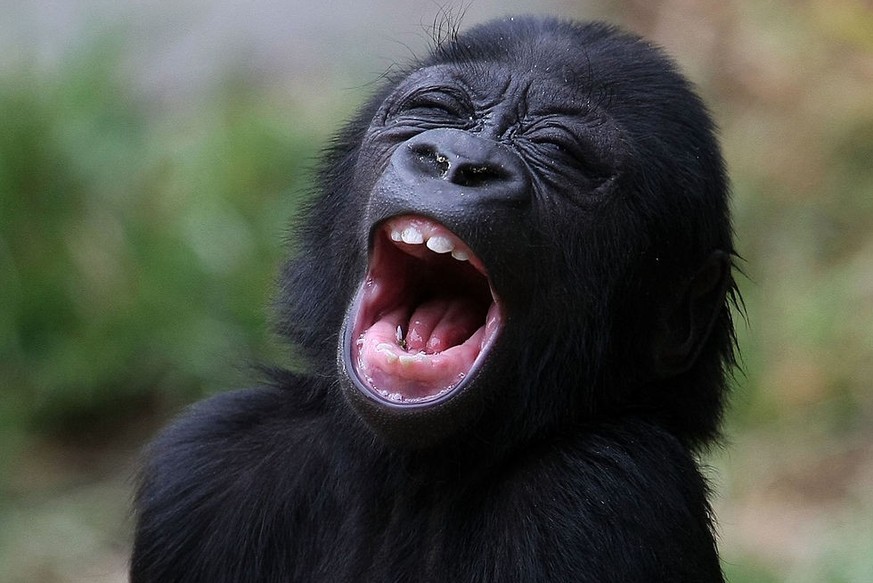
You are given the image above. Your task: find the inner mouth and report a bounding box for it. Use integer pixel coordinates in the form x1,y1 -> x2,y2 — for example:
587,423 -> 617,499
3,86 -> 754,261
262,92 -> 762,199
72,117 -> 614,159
348,215 -> 501,403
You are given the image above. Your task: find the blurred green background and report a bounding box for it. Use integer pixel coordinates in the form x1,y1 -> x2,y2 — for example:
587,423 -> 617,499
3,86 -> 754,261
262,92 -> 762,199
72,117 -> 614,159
1,0 -> 871,581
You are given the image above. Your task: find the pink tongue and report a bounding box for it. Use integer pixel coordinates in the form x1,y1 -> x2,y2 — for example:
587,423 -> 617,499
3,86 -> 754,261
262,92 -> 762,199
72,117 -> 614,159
406,297 -> 482,353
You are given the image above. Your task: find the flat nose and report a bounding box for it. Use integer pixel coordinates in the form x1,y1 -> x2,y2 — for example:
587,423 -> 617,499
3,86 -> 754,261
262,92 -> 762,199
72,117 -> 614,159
393,128 -> 530,204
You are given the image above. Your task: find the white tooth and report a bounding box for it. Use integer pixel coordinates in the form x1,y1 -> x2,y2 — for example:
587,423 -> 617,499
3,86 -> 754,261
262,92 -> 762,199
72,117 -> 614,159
376,342 -> 394,352
451,248 -> 470,261
376,343 -> 399,363
390,228 -> 403,242
401,226 -> 424,244
426,235 -> 454,254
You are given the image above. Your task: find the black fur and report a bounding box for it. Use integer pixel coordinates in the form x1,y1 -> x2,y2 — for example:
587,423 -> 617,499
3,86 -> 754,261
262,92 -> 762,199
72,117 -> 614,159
132,16 -> 737,582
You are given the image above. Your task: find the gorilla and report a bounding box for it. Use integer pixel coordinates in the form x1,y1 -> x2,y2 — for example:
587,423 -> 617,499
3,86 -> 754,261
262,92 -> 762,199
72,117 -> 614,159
131,16 -> 738,582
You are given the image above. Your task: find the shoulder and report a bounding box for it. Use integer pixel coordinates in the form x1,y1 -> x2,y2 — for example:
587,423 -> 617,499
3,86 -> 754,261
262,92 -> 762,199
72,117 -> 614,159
497,423 -> 723,582
130,382 -> 340,582
133,377 -> 344,511
511,422 -> 706,497
141,386 -> 296,470
139,370 -> 336,469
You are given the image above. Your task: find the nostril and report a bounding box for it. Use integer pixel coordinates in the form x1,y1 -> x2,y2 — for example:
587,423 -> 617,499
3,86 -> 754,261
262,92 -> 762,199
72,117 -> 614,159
399,131 -> 530,203
410,145 -> 451,177
453,163 -> 508,187
408,144 -> 508,186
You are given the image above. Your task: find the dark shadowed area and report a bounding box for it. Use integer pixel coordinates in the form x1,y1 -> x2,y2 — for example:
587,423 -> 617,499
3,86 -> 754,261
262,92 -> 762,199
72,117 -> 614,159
1,1 -> 872,581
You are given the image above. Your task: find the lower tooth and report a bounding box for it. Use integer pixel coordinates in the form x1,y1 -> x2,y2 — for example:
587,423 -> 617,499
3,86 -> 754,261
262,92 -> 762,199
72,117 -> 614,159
376,343 -> 399,363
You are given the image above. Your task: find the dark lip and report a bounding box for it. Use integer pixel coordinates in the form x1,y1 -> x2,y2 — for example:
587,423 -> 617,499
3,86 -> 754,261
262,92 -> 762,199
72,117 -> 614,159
340,215 -> 503,409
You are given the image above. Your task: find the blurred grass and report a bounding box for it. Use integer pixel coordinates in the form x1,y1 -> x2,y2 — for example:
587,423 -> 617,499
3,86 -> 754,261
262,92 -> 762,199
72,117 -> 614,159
0,42 -> 328,581
1,1 -> 873,581
0,45 -> 317,440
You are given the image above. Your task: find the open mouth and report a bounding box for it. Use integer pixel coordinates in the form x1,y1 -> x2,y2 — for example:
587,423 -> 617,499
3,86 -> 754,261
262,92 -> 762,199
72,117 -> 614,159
348,215 -> 502,404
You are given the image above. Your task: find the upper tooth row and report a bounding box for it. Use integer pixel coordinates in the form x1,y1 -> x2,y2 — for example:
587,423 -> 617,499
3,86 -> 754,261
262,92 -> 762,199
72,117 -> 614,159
389,224 -> 470,261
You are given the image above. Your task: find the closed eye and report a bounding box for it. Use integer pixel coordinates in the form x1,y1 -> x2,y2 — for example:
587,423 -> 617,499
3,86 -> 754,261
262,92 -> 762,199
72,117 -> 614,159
390,89 -> 473,121
527,129 -> 607,176
528,126 -> 585,158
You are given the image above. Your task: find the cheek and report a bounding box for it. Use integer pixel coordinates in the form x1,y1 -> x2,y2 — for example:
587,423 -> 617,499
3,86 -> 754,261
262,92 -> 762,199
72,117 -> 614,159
355,129 -> 406,183
352,156 -> 384,192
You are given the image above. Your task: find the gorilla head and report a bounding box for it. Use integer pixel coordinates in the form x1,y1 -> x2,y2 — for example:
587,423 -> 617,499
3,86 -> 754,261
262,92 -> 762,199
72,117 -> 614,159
133,17 -> 739,583
279,17 -> 736,451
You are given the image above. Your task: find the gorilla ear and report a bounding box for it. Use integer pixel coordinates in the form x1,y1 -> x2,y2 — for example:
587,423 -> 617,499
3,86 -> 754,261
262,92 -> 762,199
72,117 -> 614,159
654,250 -> 731,377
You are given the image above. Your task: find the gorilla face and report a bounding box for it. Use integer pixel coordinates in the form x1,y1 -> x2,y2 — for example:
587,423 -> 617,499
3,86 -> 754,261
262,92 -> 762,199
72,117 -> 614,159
310,19 -> 734,448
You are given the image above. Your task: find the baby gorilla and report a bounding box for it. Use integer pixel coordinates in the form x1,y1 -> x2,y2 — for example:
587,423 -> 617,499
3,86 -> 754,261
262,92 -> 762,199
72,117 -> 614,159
132,16 -> 737,583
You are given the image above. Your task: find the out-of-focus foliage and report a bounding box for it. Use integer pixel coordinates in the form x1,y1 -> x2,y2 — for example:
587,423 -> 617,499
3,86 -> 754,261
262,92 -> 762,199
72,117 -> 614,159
718,1 -> 873,431
0,46 -> 321,458
0,43 -> 332,582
